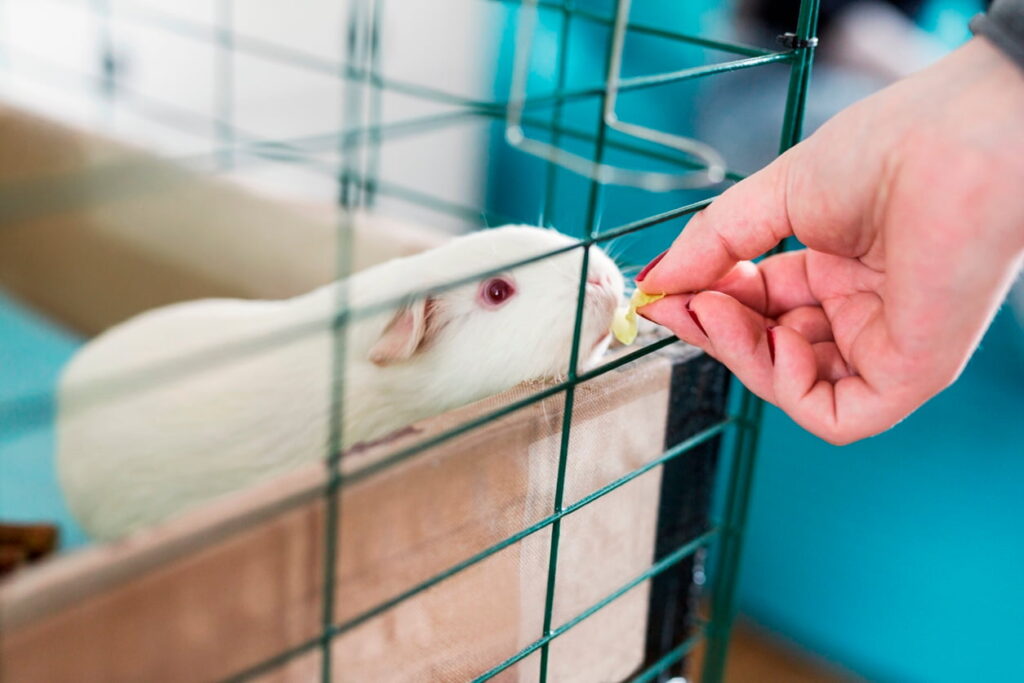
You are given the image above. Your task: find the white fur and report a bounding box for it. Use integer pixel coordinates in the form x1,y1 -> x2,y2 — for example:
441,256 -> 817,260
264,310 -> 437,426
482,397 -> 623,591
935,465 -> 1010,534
57,226 -> 624,540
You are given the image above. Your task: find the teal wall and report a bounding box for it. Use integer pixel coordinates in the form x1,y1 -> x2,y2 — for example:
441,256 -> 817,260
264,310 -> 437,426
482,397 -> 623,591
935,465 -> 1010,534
742,306 -> 1024,681
0,292 -> 89,549
485,1 -> 1024,680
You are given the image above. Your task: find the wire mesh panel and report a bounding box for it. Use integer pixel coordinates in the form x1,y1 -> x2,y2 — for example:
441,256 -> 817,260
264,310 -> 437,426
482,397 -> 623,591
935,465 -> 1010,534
0,0 -> 821,681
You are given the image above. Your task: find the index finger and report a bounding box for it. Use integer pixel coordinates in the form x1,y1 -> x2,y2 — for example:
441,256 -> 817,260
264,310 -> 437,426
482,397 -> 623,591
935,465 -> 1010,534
638,153 -> 796,295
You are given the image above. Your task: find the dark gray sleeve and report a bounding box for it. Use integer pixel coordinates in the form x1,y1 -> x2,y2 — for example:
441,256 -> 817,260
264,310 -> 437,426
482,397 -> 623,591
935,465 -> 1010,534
970,0 -> 1024,70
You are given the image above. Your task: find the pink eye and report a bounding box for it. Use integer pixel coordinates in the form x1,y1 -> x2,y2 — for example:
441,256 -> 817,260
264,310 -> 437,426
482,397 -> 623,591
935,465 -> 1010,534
480,277 -> 515,307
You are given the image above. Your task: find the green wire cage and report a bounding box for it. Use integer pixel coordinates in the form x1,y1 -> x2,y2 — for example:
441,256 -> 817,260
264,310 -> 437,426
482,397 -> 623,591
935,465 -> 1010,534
0,0 -> 821,680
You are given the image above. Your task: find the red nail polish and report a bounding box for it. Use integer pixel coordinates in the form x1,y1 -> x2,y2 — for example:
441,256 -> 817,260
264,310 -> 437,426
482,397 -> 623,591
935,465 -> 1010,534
635,250 -> 668,282
766,326 -> 776,365
686,299 -> 708,337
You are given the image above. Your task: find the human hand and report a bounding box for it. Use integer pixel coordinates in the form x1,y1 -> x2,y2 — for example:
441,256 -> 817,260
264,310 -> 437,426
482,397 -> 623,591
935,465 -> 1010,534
638,38 -> 1024,444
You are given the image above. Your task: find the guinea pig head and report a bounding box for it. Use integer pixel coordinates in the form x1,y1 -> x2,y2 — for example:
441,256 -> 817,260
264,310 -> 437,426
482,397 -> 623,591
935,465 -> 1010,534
365,226 -> 624,404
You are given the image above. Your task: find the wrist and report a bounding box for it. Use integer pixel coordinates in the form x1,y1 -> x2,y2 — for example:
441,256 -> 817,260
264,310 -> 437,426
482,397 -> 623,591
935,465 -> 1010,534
945,39 -> 1024,254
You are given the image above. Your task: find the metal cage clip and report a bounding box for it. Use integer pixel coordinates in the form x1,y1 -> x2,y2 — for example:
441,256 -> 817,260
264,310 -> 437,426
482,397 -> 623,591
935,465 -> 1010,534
776,32 -> 819,49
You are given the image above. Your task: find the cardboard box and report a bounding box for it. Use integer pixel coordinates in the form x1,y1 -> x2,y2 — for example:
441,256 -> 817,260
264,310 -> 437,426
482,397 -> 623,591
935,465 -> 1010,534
0,104 -> 450,336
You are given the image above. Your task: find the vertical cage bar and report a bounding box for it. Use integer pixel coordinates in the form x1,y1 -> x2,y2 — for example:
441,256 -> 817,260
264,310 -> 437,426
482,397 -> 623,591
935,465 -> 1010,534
778,0 -> 821,154
93,0 -> 116,122
536,2 -> 622,679
320,1 -> 376,680
700,2 -> 819,681
364,0 -> 385,206
215,0 -> 235,169
700,391 -> 755,683
540,0 -> 573,224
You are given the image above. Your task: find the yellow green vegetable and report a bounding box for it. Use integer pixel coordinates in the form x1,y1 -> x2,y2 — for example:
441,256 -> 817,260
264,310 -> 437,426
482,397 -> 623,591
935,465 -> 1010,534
611,289 -> 665,345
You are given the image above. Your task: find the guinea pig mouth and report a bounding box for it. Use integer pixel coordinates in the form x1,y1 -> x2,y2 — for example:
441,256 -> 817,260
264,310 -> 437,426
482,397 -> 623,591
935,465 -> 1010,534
586,287 -> 621,318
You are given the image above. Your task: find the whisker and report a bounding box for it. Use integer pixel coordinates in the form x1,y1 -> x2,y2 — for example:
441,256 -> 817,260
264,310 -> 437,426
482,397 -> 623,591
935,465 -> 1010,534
601,236 -> 628,264
593,200 -> 606,234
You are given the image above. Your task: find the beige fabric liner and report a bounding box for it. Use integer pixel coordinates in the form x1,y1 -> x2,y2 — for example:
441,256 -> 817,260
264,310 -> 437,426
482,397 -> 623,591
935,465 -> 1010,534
0,345 -> 691,682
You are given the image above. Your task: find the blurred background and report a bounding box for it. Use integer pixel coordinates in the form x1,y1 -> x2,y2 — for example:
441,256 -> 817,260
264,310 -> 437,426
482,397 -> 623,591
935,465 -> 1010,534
1,0 -> 1022,681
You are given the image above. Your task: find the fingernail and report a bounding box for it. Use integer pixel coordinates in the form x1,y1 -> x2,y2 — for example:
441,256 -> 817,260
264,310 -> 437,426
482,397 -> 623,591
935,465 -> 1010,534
635,250 -> 667,282
766,326 -> 776,365
686,299 -> 708,337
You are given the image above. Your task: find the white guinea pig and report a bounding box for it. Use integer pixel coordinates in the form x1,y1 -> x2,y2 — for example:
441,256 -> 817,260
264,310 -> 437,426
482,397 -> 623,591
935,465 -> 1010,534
57,226 -> 625,541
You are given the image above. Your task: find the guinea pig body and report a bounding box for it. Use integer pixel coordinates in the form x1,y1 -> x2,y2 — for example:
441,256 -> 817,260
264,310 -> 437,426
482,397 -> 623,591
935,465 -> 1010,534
57,226 -> 624,540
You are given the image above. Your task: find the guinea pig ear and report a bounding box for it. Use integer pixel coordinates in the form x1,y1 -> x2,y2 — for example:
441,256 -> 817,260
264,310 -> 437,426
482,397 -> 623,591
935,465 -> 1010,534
368,297 -> 438,366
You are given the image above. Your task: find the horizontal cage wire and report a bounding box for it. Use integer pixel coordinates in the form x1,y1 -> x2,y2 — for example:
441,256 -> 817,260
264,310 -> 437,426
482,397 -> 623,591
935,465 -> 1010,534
0,0 -> 821,681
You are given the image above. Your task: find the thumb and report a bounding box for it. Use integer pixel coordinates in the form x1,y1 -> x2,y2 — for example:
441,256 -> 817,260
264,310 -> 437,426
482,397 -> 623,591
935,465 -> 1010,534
639,152 -> 796,295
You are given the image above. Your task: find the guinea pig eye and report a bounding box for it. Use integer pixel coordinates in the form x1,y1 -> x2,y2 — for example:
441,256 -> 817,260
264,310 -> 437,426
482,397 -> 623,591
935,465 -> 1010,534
480,277 -> 515,308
